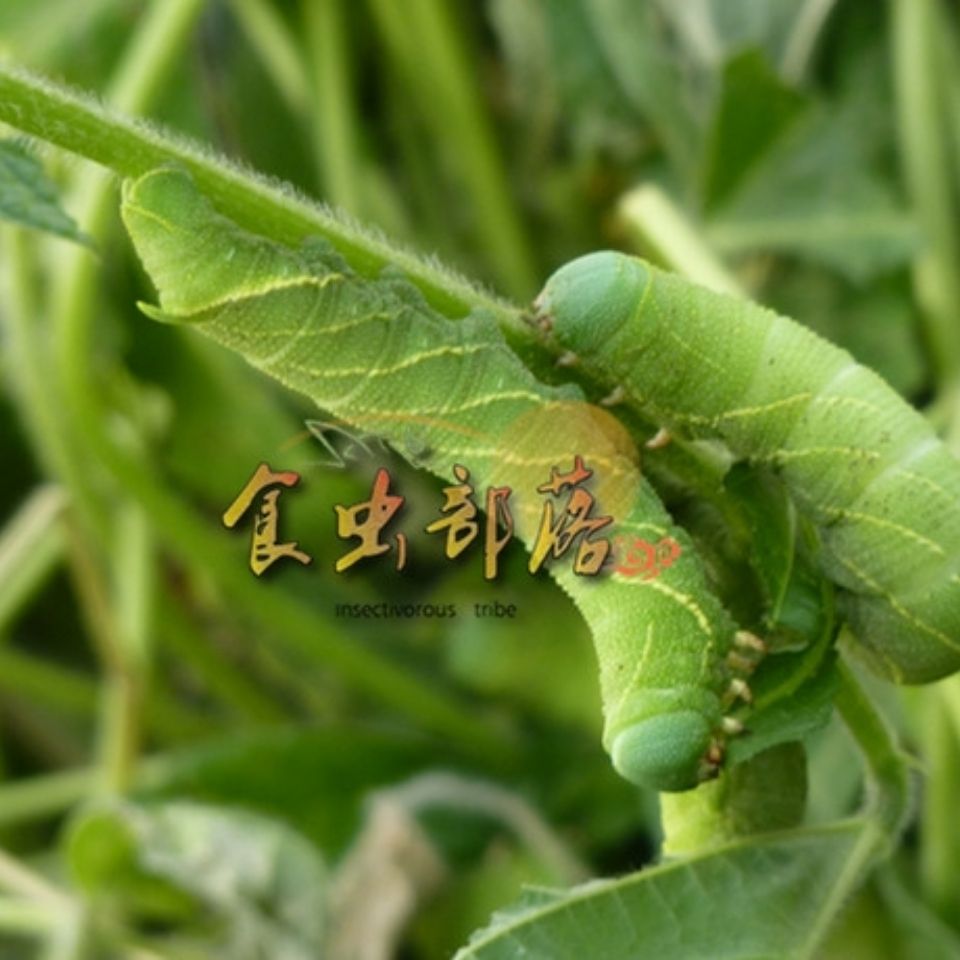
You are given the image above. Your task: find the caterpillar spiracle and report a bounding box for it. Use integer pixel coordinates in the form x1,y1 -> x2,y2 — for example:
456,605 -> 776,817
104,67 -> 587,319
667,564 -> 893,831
121,169 -> 757,792
536,252 -> 960,685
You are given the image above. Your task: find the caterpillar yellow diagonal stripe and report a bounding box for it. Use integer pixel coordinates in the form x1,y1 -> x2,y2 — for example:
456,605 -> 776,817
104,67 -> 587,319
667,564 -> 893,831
121,168 -> 755,792
535,252 -> 960,683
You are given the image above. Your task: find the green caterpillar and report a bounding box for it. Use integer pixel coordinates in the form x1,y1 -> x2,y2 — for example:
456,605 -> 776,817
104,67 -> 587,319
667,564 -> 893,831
536,252 -> 960,684
121,169 -> 759,792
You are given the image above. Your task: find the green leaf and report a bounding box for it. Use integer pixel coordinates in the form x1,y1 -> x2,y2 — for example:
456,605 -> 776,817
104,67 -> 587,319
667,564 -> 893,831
723,464 -> 796,629
653,0 -> 811,86
68,800 -> 327,960
0,139 -> 91,246
707,51 -> 918,282
702,49 -> 808,211
723,465 -> 834,651
529,0 -> 646,163
700,0 -> 806,65
728,650 -> 838,766
455,820 -> 879,959
576,0 -> 701,177
820,867 -> 960,959
706,112 -> 918,281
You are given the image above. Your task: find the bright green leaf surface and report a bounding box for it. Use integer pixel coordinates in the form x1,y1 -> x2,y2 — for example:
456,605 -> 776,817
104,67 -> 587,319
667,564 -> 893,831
456,820 -> 877,960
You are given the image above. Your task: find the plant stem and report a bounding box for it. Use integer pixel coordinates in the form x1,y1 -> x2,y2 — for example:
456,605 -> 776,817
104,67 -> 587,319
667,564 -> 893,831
0,646 -> 207,743
48,0 -> 204,798
0,486 -> 65,634
228,0 -> 311,115
920,681 -> 960,917
834,658 -> 911,845
157,599 -> 288,724
781,0 -> 839,84
891,0 -> 960,394
0,897 -> 58,934
618,184 -> 745,297
367,0 -> 538,298
103,504 -> 156,790
0,62 -> 518,322
384,772 -> 590,883
303,0 -> 361,214
0,768 -> 93,827
0,229 -> 109,542
61,513 -> 142,794
793,661 -> 913,955
0,754 -> 177,828
0,848 -> 66,904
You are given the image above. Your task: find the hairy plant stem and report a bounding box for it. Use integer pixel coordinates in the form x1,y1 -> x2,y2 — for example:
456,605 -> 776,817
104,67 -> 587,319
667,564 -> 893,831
0,61 -> 519,325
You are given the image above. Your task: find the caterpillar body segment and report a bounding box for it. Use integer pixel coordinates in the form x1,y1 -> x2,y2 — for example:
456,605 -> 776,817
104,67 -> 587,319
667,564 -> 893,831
537,252 -> 960,683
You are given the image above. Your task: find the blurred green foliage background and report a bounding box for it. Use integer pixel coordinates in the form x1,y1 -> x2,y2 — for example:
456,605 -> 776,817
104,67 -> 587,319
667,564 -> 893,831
0,0 -> 959,957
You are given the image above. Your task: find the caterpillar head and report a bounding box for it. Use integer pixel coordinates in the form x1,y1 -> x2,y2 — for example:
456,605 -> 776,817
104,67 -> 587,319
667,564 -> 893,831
611,711 -> 717,791
533,251 -> 650,359
605,685 -> 723,792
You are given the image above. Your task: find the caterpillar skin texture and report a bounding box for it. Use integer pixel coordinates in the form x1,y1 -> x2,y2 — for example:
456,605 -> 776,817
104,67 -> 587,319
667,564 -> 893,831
538,252 -> 960,684
121,169 -> 750,792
